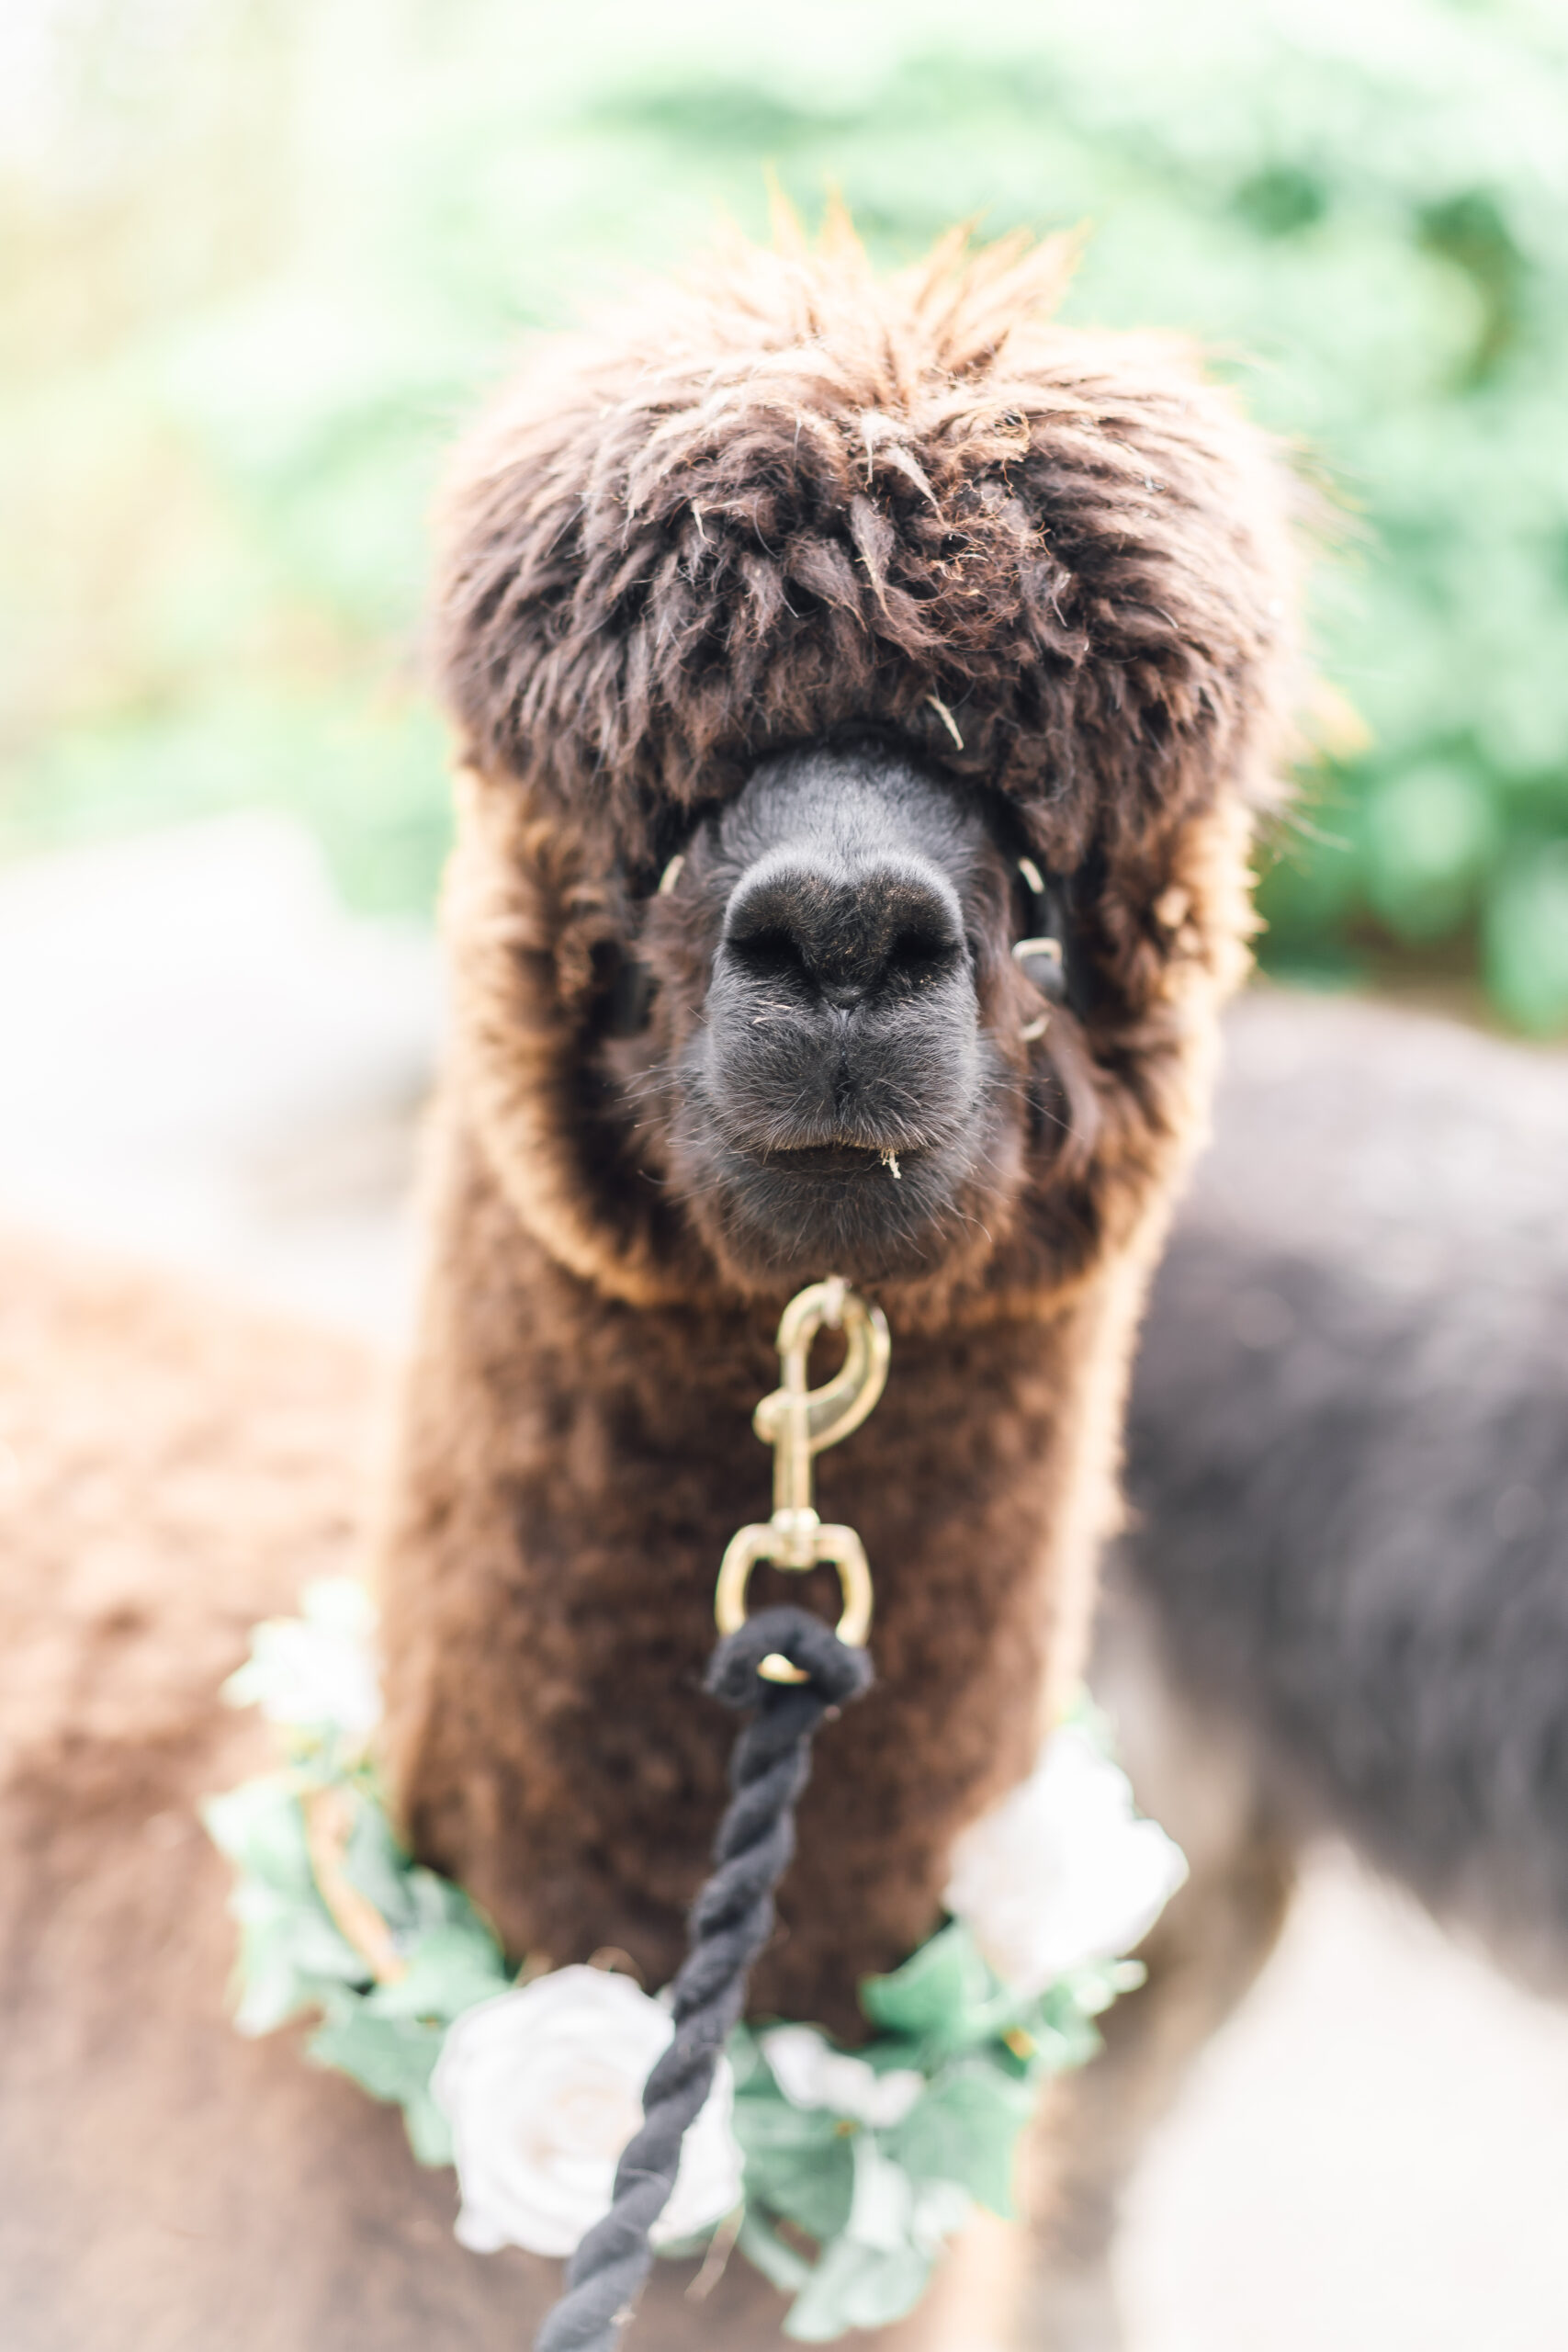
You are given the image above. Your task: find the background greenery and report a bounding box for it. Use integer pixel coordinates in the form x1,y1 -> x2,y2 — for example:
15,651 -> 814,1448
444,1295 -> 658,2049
4,0 -> 1565,1028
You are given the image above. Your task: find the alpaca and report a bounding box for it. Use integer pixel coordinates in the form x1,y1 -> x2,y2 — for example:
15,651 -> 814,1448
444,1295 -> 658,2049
371,223 -> 1296,2342
1027,989 -> 1568,2344
0,228 -> 1296,2351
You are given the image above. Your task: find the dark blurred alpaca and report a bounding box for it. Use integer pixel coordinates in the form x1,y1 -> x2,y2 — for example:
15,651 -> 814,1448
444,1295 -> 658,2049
1028,987 -> 1568,2348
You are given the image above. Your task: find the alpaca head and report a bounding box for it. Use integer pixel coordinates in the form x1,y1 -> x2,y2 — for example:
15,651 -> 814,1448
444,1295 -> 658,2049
434,227 -> 1298,1316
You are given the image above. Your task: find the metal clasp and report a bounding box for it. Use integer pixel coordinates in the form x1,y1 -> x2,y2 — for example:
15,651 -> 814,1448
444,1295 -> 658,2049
714,1276 -> 891,1683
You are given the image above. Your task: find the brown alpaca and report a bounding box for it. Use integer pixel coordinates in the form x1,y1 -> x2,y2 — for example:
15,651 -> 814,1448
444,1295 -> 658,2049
376,225 -> 1295,2330
0,228 -> 1295,2351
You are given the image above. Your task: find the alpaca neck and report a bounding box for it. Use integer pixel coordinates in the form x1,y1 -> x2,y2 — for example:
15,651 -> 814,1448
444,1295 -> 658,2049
377,1121 -> 1147,2040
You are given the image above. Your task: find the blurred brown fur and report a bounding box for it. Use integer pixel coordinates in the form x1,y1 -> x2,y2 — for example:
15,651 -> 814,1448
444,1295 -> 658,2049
0,1236 -> 811,2349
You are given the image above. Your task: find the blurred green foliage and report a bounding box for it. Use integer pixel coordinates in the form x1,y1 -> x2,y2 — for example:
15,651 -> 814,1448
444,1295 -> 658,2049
2,0 -> 1565,1026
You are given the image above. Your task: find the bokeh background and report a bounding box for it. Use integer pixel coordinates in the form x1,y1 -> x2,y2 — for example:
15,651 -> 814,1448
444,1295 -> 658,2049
5,0 -> 1568,1029
5,10 -> 1568,2351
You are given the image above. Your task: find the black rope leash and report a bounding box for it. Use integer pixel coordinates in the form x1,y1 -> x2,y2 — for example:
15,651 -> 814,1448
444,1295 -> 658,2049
533,1606 -> 874,2352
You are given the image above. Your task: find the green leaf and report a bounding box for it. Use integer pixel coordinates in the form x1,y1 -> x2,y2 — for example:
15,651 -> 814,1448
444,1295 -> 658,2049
858,1921 -> 994,2052
202,1780 -> 313,1897
225,1874 -> 367,2032
735,2086 -> 855,2245
405,1865 -> 488,1939
744,2140 -> 855,2249
784,2234 -> 932,2342
886,2064 -> 1035,2219
364,1923 -> 509,2021
727,2023 -> 767,2093
733,2089 -> 846,2161
845,2133 -> 913,2250
342,1797 -> 419,1929
306,2007 -> 446,2109
1034,1968 -> 1117,2068
288,1904 -> 375,1985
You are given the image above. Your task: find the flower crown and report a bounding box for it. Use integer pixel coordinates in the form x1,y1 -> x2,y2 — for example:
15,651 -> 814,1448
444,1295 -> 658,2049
205,1580 -> 1186,2342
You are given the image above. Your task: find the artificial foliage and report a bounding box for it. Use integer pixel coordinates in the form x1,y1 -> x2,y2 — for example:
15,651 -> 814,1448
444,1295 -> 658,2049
6,0 -> 1566,1025
726,1934 -> 1125,2337
205,1585 -> 1142,2342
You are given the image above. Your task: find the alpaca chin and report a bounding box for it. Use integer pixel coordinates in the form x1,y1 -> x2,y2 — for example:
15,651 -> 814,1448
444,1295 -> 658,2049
668,1125 -> 1005,1291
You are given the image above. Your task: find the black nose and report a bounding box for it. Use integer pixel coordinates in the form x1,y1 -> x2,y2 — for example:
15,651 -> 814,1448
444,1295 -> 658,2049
721,854 -> 967,1009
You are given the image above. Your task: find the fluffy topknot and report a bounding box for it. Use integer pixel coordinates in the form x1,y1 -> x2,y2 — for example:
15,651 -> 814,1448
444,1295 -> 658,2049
434,221 -> 1298,876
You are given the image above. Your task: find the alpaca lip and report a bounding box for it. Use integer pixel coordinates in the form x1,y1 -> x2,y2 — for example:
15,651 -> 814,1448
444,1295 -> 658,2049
761,1144 -> 919,1177
680,1114 -> 976,1285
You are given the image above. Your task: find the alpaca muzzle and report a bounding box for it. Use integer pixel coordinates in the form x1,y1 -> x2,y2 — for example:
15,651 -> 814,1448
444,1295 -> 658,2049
705,842 -> 981,1162
652,741 -> 1017,1284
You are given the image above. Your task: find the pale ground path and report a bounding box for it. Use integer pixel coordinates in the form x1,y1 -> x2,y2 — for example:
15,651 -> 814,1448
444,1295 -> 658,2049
1119,1856 -> 1568,2352
5,815 -> 1567,2349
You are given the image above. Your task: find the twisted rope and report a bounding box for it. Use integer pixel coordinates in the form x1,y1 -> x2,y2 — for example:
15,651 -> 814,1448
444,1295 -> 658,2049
533,1606 -> 874,2352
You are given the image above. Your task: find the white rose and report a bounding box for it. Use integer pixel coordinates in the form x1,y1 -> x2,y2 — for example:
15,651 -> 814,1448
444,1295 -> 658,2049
942,1724 -> 1189,1994
221,1577 -> 381,1743
761,2024 -> 924,2129
431,1966 -> 743,2259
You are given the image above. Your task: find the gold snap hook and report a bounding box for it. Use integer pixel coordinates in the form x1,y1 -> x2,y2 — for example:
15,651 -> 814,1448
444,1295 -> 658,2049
714,1279 -> 889,1682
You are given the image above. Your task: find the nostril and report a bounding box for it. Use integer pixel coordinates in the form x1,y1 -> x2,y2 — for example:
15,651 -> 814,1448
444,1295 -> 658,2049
728,924 -> 811,984
886,926 -> 961,986
723,855 -> 966,1006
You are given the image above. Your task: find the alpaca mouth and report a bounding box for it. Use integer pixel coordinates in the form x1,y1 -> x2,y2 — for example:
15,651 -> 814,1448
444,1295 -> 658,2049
682,1122 -> 985,1288
759,1144 -> 919,1178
